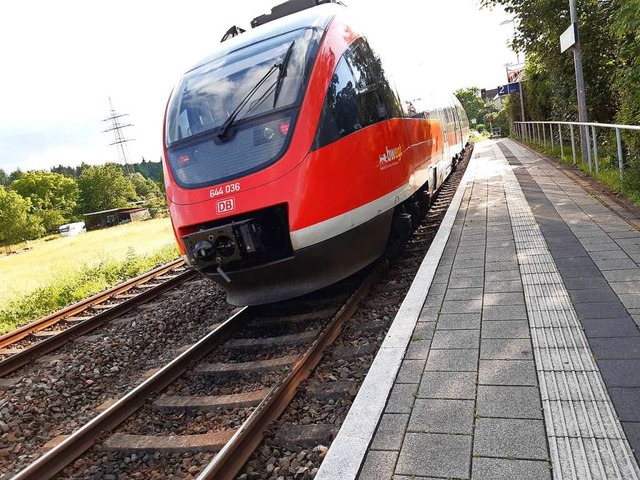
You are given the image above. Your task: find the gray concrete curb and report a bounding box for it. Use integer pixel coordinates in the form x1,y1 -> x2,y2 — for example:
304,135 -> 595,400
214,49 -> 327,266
315,149 -> 479,480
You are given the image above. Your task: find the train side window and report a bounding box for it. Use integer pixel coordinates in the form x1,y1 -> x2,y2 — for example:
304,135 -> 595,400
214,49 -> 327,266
313,56 -> 359,148
313,38 -> 403,150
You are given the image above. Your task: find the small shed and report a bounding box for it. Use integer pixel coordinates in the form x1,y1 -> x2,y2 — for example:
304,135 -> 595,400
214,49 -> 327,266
83,207 -> 151,231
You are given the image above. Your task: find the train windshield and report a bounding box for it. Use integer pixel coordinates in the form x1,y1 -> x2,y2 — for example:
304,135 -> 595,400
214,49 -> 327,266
165,28 -> 321,189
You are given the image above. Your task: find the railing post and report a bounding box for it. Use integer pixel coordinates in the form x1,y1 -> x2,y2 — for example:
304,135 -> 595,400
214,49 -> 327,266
559,125 -> 564,159
543,123 -> 547,147
570,124 -> 576,164
550,124 -> 554,151
591,125 -> 599,173
616,127 -> 624,179
585,125 -> 592,171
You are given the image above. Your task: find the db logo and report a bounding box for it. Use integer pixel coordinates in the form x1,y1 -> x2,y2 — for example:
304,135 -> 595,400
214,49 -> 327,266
216,198 -> 235,214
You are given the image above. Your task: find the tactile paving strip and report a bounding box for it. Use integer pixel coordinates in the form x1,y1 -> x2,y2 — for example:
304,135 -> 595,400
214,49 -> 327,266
493,143 -> 640,480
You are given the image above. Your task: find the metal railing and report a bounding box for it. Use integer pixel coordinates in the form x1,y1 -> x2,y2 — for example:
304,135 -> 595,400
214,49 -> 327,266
513,121 -> 640,179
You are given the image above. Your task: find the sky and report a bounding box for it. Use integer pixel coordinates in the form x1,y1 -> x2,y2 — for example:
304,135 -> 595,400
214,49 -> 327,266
0,0 -> 516,173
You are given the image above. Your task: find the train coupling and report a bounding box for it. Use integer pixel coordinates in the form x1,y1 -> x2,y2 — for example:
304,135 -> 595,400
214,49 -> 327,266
182,220 -> 264,270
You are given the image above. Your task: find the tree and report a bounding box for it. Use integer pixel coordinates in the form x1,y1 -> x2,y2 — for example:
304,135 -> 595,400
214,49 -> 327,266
129,172 -> 162,201
0,169 -> 8,187
455,87 -> 493,126
8,168 -> 23,184
77,164 -> 138,214
480,0 -> 619,123
0,187 -> 45,250
11,171 -> 79,232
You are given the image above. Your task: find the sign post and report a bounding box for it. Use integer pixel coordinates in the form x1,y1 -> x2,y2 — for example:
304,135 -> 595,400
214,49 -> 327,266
564,0 -> 589,163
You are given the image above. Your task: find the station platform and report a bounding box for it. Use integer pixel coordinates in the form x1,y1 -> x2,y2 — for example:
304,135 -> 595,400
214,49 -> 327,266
316,139 -> 640,480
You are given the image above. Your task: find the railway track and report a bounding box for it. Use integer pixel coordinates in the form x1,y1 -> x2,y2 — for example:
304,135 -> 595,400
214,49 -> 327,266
9,264 -> 381,480
0,259 -> 196,377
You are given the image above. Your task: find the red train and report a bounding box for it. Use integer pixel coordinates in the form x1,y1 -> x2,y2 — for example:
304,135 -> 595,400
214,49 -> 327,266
162,0 -> 470,305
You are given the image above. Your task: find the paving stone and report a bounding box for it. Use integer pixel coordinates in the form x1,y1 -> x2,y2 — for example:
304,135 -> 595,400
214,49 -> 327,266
484,280 -> 523,293
621,422 -> 640,460
601,269 -> 640,282
594,258 -> 639,271
371,414 -> 409,450
418,371 -> 476,400
396,432 -> 472,478
482,305 -> 528,321
476,385 -> 542,419
610,281 -> 640,295
557,266 -> 603,278
385,383 -> 417,414
453,258 -> 485,269
589,337 -> 640,359
425,349 -> 479,372
596,359 -> 640,387
432,330 -> 480,349
427,283 -> 447,295
485,261 -> 520,272
358,450 -> 398,479
480,338 -> 533,360
608,388 -> 640,422
437,313 -> 481,330
555,257 -> 598,268
405,338 -> 432,360
440,299 -> 482,314
418,307 -> 439,322
423,294 -> 445,308
580,317 -> 640,338
618,294 -> 640,309
589,250 -> 630,261
486,270 -> 521,281
396,359 -> 425,384
444,288 -> 484,301
574,302 -> 630,319
482,321 -> 530,339
449,276 -> 484,289
478,360 -> 537,386
473,418 -> 547,460
408,398 -> 474,434
472,457 -> 551,480
567,288 -> 620,304
413,322 -> 435,340
483,292 -> 525,306
550,248 -> 589,259
562,276 -> 610,290
450,267 -> 485,278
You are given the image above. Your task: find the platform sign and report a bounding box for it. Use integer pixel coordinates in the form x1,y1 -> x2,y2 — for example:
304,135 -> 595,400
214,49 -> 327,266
497,82 -> 521,97
560,23 -> 576,53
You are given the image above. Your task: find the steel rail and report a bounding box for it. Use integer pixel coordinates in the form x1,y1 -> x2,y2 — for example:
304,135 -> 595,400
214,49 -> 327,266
9,306 -> 254,480
197,262 -> 384,480
0,258 -> 185,350
0,260 -> 195,377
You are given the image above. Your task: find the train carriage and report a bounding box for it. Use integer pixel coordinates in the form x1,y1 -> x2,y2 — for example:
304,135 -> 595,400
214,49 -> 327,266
162,0 -> 469,305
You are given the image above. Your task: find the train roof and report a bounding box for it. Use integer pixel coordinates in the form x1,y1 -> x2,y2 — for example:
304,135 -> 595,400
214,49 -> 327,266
185,3 -> 344,75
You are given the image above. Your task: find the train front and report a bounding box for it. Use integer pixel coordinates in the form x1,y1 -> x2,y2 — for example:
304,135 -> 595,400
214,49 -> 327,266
162,14 -> 336,305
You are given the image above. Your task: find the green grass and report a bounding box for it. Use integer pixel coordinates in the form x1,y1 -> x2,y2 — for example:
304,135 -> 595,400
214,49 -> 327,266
516,137 -> 640,207
0,218 -> 179,334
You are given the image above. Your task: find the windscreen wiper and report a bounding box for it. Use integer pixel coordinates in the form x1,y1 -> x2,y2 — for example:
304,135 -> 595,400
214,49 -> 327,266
216,63 -> 280,140
272,41 -> 295,108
